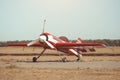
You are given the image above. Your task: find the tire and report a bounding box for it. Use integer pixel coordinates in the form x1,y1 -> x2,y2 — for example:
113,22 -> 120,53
62,57 -> 67,62
33,57 -> 37,62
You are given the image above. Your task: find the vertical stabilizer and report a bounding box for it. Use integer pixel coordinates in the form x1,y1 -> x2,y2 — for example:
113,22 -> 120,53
77,38 -> 82,43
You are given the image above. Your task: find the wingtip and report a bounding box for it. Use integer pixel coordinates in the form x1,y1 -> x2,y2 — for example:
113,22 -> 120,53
102,44 -> 107,47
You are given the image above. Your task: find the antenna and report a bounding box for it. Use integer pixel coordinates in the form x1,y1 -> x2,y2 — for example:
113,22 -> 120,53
42,19 -> 46,33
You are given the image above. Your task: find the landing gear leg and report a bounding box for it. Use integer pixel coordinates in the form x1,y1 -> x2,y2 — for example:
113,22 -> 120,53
77,54 -> 82,61
77,54 -> 80,61
58,51 -> 67,62
32,48 -> 46,62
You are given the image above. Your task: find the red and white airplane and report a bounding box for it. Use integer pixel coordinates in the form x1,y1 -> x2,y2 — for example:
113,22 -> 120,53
8,20 -> 106,62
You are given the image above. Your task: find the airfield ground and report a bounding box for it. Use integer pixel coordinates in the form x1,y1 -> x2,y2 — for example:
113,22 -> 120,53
0,47 -> 120,80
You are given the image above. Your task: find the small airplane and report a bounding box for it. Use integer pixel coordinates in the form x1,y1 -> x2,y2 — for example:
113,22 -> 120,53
8,20 -> 106,62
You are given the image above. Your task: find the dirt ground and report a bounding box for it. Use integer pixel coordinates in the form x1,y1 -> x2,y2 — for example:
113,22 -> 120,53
0,68 -> 120,80
0,47 -> 120,80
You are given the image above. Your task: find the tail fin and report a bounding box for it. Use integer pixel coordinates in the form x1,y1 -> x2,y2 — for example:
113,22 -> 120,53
77,37 -> 82,43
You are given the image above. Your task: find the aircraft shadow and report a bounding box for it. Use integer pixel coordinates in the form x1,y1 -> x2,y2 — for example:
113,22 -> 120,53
17,60 -> 77,63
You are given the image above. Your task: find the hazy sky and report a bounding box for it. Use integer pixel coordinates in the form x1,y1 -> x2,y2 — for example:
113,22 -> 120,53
0,0 -> 120,41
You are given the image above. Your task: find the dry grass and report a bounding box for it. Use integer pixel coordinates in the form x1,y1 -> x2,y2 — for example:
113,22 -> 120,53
0,47 -> 56,54
0,46 -> 120,54
0,46 -> 120,62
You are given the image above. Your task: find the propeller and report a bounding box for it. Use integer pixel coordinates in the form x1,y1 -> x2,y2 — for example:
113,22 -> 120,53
27,19 -> 55,49
27,36 -> 55,49
27,20 -> 46,47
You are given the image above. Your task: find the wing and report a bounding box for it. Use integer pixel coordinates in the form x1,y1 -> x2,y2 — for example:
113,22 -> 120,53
8,41 -> 55,49
55,42 -> 106,53
8,42 -> 41,47
55,42 -> 106,49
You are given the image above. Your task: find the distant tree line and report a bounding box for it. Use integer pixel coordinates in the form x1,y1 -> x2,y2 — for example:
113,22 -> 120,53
85,39 -> 120,46
72,39 -> 120,46
0,40 -> 31,47
0,39 -> 120,47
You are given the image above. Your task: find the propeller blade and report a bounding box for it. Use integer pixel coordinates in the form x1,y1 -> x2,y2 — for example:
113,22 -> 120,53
27,20 -> 47,47
42,19 -> 46,33
27,39 -> 39,46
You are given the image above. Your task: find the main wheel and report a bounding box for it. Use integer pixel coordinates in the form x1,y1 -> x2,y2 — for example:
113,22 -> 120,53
62,57 -> 67,62
77,54 -> 80,61
77,58 -> 80,61
33,57 -> 37,62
